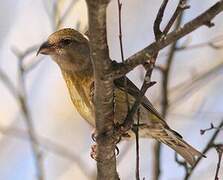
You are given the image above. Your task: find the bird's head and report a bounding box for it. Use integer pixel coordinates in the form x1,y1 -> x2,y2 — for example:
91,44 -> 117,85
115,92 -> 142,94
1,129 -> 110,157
37,28 -> 92,72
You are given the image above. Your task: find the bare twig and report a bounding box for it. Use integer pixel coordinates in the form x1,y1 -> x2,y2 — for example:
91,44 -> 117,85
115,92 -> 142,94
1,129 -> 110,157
153,0 -> 169,39
200,123 -> 223,135
117,0 -> 130,111
214,144 -> 223,180
132,109 -> 141,180
163,0 -> 189,35
184,120 -> 223,179
117,0 -> 125,62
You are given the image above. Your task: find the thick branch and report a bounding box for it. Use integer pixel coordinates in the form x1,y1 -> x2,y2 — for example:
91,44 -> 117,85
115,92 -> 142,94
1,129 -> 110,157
86,0 -> 119,180
110,0 -> 223,79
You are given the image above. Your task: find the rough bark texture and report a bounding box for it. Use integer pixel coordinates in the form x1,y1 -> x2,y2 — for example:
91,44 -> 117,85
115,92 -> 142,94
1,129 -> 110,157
85,1 -> 119,179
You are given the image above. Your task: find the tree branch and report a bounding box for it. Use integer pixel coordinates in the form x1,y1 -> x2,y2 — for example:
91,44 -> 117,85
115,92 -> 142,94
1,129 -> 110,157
85,0 -> 119,179
117,0 -> 130,111
153,0 -> 169,39
214,144 -> 223,180
163,0 -> 189,35
110,0 -> 223,79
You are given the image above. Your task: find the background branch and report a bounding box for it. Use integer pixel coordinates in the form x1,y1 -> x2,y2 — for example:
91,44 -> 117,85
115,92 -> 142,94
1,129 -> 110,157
111,0 -> 223,79
0,1 -> 81,179
184,120 -> 223,179
0,44 -> 46,180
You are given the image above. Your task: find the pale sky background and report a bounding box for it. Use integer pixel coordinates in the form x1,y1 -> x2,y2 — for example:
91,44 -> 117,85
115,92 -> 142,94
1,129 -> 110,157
0,0 -> 223,180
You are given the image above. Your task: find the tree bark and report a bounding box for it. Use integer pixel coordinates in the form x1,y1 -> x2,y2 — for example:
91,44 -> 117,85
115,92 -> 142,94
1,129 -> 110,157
85,1 -> 119,179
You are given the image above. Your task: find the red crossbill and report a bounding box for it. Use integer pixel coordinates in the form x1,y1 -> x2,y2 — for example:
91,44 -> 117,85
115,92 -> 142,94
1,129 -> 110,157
37,28 -> 204,166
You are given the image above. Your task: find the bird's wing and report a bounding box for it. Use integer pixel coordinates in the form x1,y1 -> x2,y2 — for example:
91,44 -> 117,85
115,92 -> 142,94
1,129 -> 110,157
114,76 -> 186,138
114,77 -> 166,123
114,77 -> 206,165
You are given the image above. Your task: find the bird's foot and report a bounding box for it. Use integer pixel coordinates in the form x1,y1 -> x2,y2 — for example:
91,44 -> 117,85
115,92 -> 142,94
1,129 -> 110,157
90,129 -> 121,161
90,144 -> 97,160
90,143 -> 120,161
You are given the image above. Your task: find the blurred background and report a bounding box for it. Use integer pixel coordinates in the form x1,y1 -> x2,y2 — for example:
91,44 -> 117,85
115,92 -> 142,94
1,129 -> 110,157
0,0 -> 223,179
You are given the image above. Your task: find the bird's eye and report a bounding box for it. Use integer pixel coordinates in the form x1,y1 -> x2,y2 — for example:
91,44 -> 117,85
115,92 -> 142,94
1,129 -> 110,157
60,39 -> 72,46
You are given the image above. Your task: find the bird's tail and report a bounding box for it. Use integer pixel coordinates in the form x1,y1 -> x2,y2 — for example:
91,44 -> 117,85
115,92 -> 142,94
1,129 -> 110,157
154,128 -> 205,166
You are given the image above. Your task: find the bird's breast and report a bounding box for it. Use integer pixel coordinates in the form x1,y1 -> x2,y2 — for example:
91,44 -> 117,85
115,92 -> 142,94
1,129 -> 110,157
62,71 -> 95,126
72,96 -> 94,126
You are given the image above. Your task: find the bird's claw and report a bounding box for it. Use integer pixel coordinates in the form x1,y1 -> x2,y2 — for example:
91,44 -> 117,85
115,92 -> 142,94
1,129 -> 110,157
90,129 -> 121,160
90,144 -> 97,160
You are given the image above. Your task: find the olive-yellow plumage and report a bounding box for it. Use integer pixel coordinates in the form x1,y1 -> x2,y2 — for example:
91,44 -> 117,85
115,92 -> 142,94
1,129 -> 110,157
38,28 -> 205,166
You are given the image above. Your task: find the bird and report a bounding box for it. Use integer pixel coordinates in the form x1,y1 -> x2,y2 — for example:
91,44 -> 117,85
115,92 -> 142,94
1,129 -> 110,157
37,28 -> 205,166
